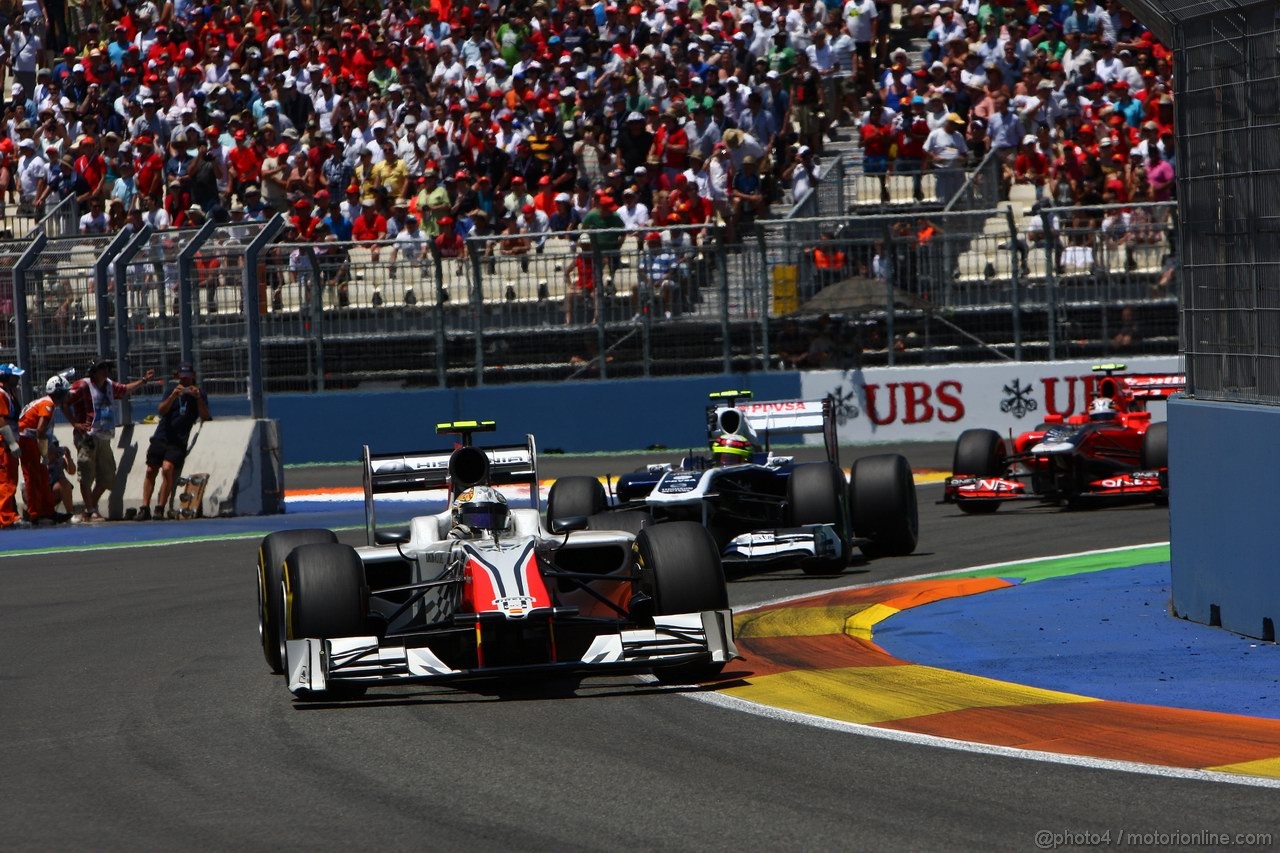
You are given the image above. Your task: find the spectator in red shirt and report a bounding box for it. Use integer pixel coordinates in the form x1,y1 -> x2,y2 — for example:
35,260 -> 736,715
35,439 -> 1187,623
227,130 -> 263,196
352,198 -> 389,260
860,102 -> 894,203
134,136 -> 166,202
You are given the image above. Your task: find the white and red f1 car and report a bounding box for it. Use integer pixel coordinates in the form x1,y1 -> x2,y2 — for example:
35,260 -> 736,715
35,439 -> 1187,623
256,421 -> 738,700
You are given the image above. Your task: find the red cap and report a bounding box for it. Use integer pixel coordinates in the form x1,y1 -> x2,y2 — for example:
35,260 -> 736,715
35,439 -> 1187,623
233,129 -> 247,141
293,198 -> 310,210
521,203 -> 535,214
454,169 -> 469,181
511,175 -> 524,183
136,135 -> 154,146
646,231 -> 661,243
440,215 -> 454,225
538,175 -> 551,185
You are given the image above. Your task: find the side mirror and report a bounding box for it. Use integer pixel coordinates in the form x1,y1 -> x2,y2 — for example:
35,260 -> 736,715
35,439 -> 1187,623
550,516 -> 590,534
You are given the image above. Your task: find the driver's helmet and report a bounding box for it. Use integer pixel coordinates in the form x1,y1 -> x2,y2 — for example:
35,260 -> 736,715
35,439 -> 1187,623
712,433 -> 753,466
451,485 -> 510,533
1088,397 -> 1118,421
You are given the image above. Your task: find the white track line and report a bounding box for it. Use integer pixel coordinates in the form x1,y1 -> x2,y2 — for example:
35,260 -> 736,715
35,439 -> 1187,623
677,542 -> 1280,790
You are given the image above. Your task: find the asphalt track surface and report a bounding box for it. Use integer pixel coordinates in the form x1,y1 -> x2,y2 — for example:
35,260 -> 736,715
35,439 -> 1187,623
5,444 -> 1278,851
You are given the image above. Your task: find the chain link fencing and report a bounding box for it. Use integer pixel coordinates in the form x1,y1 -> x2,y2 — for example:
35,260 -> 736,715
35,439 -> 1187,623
0,196 -> 1182,416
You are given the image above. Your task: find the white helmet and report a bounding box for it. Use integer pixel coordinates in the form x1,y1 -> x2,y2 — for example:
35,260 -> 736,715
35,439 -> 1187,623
1088,397 -> 1117,421
45,374 -> 70,398
451,485 -> 510,534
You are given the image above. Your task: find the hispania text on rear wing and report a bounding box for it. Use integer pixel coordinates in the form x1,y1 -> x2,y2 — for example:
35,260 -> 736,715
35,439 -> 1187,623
705,390 -> 841,463
361,420 -> 540,544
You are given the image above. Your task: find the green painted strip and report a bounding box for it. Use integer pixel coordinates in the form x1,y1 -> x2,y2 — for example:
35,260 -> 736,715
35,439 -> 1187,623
950,543 -> 1171,584
0,524 -> 369,559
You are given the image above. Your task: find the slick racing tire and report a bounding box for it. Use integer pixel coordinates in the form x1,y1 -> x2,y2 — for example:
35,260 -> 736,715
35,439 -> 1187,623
953,428 -> 1006,514
281,543 -> 369,701
547,476 -> 607,526
850,454 -> 919,559
1142,422 -> 1169,506
634,521 -> 729,684
787,462 -> 849,575
258,528 -> 337,674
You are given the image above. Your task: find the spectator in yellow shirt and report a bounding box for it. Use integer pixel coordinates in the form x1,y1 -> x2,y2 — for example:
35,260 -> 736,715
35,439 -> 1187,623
372,142 -> 409,198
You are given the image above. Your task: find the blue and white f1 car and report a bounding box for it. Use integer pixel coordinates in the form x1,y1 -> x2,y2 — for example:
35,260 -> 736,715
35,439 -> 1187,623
546,392 -> 919,575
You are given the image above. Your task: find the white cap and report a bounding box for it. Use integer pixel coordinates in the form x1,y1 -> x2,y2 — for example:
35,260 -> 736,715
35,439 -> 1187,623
1021,134 -> 1036,145
555,192 -> 571,202
765,70 -> 780,80
627,111 -> 645,121
10,83 -> 21,95
288,49 -> 300,59
798,144 -> 811,155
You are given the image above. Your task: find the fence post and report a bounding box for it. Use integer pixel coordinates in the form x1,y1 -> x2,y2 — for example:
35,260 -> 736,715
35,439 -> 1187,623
432,249 -> 447,387
590,239 -> 608,380
885,227 -> 898,367
1040,208 -> 1059,360
302,245 -> 325,392
176,218 -> 217,366
465,238 -> 486,386
12,231 -> 47,402
715,226 -> 731,374
243,214 -> 286,420
755,224 -> 772,370
111,225 -> 153,426
1005,206 -> 1022,361
93,229 -> 132,361
835,158 -> 847,214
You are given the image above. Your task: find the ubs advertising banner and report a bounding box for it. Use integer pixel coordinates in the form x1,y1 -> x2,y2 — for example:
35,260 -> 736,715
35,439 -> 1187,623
798,357 -> 1182,444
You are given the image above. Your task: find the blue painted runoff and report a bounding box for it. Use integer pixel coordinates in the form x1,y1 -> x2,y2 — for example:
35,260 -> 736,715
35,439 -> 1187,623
875,562 -> 1280,719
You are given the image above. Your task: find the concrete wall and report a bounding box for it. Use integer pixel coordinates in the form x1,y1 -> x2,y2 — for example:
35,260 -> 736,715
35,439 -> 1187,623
51,418 -> 283,520
211,374 -> 803,463
1169,397 -> 1280,640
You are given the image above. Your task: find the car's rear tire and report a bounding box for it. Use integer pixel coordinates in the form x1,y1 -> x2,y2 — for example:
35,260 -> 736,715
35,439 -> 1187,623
953,428 -> 1006,514
258,528 -> 337,673
851,454 -> 919,558
547,476 -> 606,525
1142,422 -> 1169,506
634,521 -> 729,683
282,543 -> 369,700
787,462 -> 849,575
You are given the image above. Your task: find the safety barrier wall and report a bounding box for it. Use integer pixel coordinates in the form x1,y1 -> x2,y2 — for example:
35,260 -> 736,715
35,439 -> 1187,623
211,373 -> 803,463
203,358 -> 1180,464
48,417 -> 283,520
1168,398 -> 1280,641
798,356 -> 1181,445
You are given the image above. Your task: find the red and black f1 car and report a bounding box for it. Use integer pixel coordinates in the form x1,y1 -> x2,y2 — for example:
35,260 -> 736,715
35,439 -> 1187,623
943,364 -> 1183,512
255,421 -> 738,700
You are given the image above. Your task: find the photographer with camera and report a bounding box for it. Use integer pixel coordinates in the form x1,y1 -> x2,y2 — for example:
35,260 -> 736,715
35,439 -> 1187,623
64,358 -> 157,523
137,362 -> 210,521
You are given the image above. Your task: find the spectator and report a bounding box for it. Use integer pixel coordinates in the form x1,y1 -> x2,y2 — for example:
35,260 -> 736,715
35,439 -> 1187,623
137,362 -> 210,521
64,358 -> 157,523
924,112 -> 969,204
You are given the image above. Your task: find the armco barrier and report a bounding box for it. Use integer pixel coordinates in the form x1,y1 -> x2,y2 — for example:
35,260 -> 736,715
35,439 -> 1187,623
1168,397 -> 1279,641
50,418 -> 282,519
211,373 -> 802,463
797,356 -> 1181,444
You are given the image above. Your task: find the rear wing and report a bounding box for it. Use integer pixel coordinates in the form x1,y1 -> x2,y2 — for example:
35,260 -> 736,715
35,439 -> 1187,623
1092,363 -> 1185,403
707,395 -> 839,465
1120,374 -> 1186,401
361,434 -> 540,545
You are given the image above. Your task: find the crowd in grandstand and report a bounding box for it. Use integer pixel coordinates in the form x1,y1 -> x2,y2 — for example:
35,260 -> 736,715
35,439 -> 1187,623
855,1 -> 1175,215
0,0 -> 1171,297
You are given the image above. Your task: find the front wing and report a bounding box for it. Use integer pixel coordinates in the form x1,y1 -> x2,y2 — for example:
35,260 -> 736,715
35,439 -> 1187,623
286,610 -> 738,694
721,525 -> 847,566
944,471 -> 1164,504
